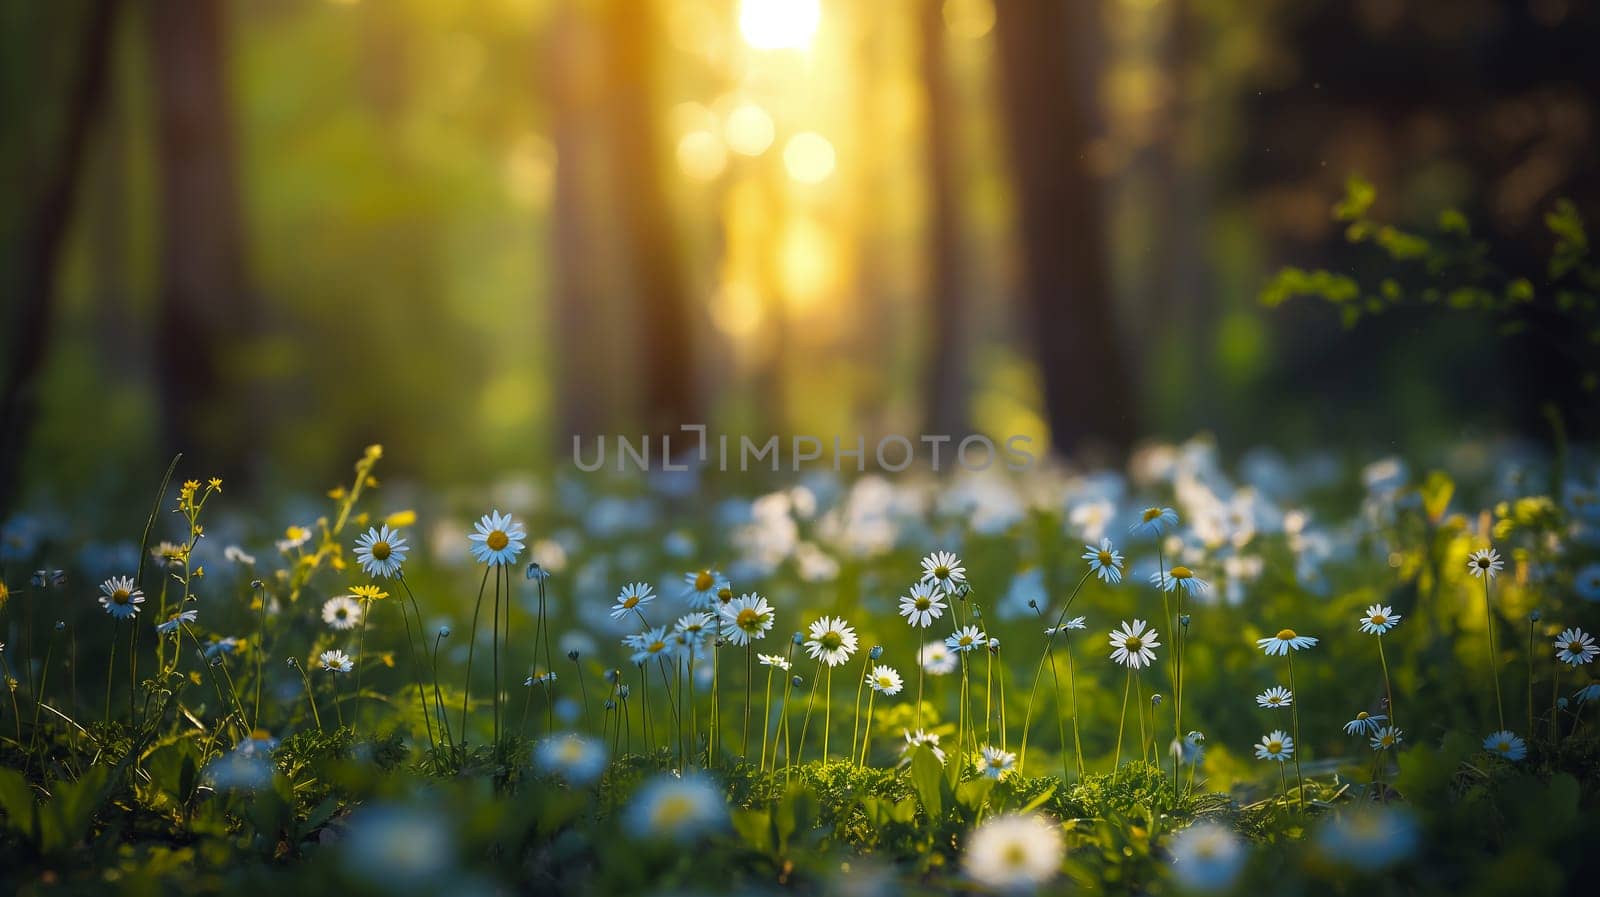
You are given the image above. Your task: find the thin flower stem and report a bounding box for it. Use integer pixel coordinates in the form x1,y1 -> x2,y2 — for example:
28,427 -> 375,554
396,577 -> 439,754
823,664 -> 834,763
914,661 -> 925,731
984,645 -> 993,746
431,629 -> 455,755
491,566 -> 502,761
574,655 -> 592,733
294,661 -> 323,732
799,660 -> 821,764
743,643 -> 753,760
1377,633 -> 1396,729
1527,619 -> 1537,739
1287,650 -> 1306,811
330,672 -> 345,728
354,600 -> 369,710
1483,575 -> 1505,731
1065,635 -> 1083,778
760,663 -> 775,772
460,566 -> 492,746
251,585 -> 268,731
105,621 -> 118,724
850,653 -> 871,768
538,572 -> 553,734
1113,667 -> 1132,774
859,689 -> 876,766
1551,664 -> 1562,742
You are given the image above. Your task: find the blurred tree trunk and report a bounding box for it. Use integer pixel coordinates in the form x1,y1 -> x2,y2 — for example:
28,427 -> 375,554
602,0 -> 700,442
993,0 -> 1134,454
146,0 -> 256,477
0,0 -> 119,514
919,0 -> 969,437
548,5 -> 606,446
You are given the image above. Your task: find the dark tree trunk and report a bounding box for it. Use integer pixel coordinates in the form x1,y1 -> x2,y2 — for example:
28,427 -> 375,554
602,0 -> 699,441
919,0 -> 969,438
0,0 -> 120,514
548,5 -> 606,446
993,0 -> 1134,455
146,0 -> 256,477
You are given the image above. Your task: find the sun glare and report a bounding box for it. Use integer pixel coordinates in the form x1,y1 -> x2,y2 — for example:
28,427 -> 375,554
739,0 -> 821,51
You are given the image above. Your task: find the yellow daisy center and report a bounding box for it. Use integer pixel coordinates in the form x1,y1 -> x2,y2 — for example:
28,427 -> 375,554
486,530 -> 509,551
1124,635 -> 1143,650
1371,614 -> 1387,624
1002,843 -> 1028,866
1357,712 -> 1369,720
717,587 -> 734,604
820,632 -> 843,651
914,596 -> 931,610
1098,550 -> 1113,565
622,596 -> 639,609
650,794 -> 697,828
1142,507 -> 1162,522
647,640 -> 665,653
112,588 -> 131,605
1570,641 -> 1585,652
694,571 -> 714,591
370,541 -> 391,560
1276,629 -> 1297,640
933,565 -> 949,579
1171,566 -> 1193,579
737,608 -> 761,630
1267,740 -> 1283,753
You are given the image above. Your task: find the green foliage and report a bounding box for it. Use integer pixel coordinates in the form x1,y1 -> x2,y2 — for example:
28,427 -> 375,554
1261,178 -> 1600,389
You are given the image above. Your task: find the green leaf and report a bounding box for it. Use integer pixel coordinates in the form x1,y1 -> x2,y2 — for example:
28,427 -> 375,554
955,777 -> 995,811
909,745 -> 944,820
1334,176 -> 1376,222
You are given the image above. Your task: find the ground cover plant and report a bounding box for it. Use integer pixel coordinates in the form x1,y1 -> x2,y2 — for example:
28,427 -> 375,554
3,438 -> 1600,896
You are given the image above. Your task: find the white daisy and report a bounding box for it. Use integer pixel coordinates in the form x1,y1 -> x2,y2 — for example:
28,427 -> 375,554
319,649 -> 354,673
720,593 -> 775,646
535,732 -> 608,785
1256,628 -> 1318,655
1168,821 -> 1245,893
673,613 -> 714,653
1343,711 -> 1387,736
920,550 -> 967,593
610,582 -> 656,621
902,728 -> 946,765
1358,604 -> 1401,635
963,813 -> 1063,892
322,595 -> 363,631
1369,726 -> 1403,751
919,640 -> 958,675
1046,616 -> 1088,637
804,616 -> 859,667
946,624 -> 986,654
623,774 -> 726,842
1466,548 -> 1503,579
467,510 -> 526,567
1152,565 -> 1209,596
1554,627 -> 1598,666
1081,538 -> 1124,583
155,609 -> 198,635
97,576 -> 145,620
898,581 -> 948,628
1108,619 -> 1161,669
1255,729 -> 1294,761
1483,729 -> 1526,761
1255,686 -> 1292,709
867,664 -> 903,696
681,568 -> 728,610
1129,506 -> 1179,538
976,744 -> 1018,780
626,627 -> 674,666
757,653 -> 791,671
353,525 -> 409,578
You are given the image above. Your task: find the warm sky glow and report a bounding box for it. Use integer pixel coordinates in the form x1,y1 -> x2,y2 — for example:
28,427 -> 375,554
738,0 -> 821,51
782,132 -> 835,184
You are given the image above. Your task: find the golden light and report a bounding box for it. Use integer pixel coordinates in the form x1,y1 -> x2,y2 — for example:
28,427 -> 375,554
943,0 -> 996,39
779,216 -> 836,308
503,133 -> 555,209
738,0 -> 821,51
724,103 -> 776,156
677,130 -> 728,181
782,132 -> 835,184
709,281 -> 764,338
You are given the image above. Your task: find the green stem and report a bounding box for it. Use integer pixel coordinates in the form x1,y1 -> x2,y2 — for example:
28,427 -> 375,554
1287,651 -> 1306,811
